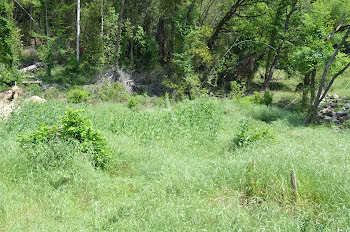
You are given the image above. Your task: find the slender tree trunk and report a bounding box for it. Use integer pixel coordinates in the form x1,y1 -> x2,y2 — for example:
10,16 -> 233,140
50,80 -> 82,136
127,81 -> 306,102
116,0 -> 126,67
301,72 -> 311,107
183,0 -> 196,29
305,26 -> 350,124
263,0 -> 298,90
304,69 -> 316,124
101,0 -> 104,38
44,0 -> 49,35
264,45 -> 273,80
207,0 -> 245,50
76,0 -> 80,61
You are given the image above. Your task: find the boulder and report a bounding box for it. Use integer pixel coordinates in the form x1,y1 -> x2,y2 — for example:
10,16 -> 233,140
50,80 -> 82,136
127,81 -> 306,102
330,102 -> 339,107
331,116 -> 339,124
323,116 -> 332,122
27,96 -> 46,103
336,111 -> 348,117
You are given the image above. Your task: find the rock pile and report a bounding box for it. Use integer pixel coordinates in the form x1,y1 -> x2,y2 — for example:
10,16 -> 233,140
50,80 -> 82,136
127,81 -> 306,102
318,94 -> 350,124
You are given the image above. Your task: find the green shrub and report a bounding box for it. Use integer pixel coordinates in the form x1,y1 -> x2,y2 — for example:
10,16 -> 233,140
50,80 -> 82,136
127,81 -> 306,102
254,90 -> 273,106
254,91 -> 263,104
100,82 -> 129,102
230,81 -> 246,99
0,64 -> 22,90
18,108 -> 110,168
233,119 -> 273,147
127,96 -> 141,109
67,88 -> 90,103
263,90 -> 273,106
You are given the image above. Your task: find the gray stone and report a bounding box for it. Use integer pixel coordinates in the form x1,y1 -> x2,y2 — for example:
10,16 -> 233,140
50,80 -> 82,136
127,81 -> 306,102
324,116 -> 332,122
336,111 -> 348,117
330,102 -> 339,107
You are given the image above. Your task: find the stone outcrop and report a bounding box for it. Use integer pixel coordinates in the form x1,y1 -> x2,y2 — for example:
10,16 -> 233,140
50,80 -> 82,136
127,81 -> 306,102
318,94 -> 350,124
0,86 -> 23,103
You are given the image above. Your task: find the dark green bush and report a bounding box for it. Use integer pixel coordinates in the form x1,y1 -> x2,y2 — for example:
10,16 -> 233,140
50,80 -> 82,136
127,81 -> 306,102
18,108 -> 110,168
254,91 -> 273,106
0,64 -> 22,90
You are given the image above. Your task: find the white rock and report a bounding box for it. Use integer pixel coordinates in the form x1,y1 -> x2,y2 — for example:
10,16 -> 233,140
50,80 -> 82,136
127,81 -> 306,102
27,96 -> 46,103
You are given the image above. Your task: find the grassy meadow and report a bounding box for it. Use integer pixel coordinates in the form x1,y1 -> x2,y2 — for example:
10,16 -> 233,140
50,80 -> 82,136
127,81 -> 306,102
1,92 -> 350,231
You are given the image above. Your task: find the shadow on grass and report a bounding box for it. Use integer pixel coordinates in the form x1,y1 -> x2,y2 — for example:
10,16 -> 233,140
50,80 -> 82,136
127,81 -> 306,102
269,81 -> 294,92
249,105 -> 304,127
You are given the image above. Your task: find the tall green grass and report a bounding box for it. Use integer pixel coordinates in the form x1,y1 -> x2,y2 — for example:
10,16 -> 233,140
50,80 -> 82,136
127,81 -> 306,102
0,98 -> 350,231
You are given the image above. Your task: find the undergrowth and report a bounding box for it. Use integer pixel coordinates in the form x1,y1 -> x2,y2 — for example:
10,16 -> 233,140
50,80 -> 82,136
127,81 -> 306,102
18,108 -> 110,168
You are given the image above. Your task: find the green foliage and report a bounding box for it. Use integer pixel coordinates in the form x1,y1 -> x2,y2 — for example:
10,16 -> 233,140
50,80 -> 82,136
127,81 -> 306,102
254,91 -> 273,106
0,1 -> 20,66
127,96 -> 141,109
230,81 -> 246,99
111,98 -> 220,143
18,108 -> 110,168
0,64 -> 22,89
262,90 -> 273,106
67,88 -> 90,103
233,119 -> 273,147
6,101 -> 69,132
98,82 -> 130,102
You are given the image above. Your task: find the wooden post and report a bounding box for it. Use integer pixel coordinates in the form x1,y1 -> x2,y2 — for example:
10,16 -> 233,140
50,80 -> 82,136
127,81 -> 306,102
290,169 -> 298,201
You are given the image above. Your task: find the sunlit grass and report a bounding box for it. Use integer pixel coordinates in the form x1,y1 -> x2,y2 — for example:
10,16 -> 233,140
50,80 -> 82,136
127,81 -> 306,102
0,98 -> 350,231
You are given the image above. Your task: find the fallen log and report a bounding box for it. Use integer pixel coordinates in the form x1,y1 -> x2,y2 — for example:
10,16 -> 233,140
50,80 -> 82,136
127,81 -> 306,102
26,75 -> 40,81
20,62 -> 44,73
22,80 -> 42,85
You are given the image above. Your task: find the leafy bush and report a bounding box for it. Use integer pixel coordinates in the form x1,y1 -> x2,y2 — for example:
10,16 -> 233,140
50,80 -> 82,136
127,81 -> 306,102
18,108 -> 110,168
67,88 -> 90,103
230,81 -> 246,99
233,119 -> 273,147
127,96 -> 141,109
100,82 -> 129,102
263,90 -> 273,106
254,91 -> 273,106
0,64 -> 22,90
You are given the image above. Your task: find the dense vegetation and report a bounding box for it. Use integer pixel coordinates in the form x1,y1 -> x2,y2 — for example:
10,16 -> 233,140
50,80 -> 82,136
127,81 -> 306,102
1,0 -> 350,122
1,0 -> 350,230
1,96 -> 350,230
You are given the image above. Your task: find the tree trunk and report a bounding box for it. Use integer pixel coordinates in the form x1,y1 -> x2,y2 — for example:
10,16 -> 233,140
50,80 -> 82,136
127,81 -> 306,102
101,0 -> 104,38
44,0 -> 49,35
301,72 -> 311,108
183,0 -> 196,29
305,26 -> 350,124
207,0 -> 245,50
76,0 -> 80,61
263,0 -> 298,90
116,0 -> 126,67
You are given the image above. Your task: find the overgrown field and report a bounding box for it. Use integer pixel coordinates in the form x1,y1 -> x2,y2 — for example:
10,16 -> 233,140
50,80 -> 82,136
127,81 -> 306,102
1,97 -> 350,231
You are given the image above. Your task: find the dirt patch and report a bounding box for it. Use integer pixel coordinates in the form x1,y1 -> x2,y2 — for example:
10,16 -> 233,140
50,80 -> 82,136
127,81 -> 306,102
0,86 -> 23,120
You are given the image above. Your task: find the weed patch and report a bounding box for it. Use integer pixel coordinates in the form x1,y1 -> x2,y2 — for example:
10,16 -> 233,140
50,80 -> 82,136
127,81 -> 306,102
233,119 -> 273,147
19,108 -> 110,168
